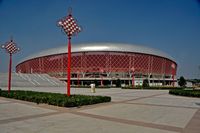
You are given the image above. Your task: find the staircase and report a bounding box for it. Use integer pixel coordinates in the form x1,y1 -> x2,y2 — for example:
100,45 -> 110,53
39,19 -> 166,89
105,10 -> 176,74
0,73 -> 66,87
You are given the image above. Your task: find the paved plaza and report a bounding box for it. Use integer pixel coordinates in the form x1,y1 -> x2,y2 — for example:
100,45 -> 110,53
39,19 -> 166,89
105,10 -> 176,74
0,87 -> 200,133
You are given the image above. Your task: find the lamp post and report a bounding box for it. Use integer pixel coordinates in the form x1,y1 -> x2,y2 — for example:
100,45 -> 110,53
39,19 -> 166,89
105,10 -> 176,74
131,67 -> 135,88
57,8 -> 81,96
171,63 -> 175,87
1,38 -> 20,93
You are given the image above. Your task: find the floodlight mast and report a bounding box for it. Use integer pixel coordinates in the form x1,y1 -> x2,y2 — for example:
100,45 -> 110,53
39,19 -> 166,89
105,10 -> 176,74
1,38 -> 20,93
57,8 -> 81,96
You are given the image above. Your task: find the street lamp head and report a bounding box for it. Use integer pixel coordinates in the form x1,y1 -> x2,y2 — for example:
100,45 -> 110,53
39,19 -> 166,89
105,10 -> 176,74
57,9 -> 81,37
1,45 -> 5,49
2,39 -> 20,54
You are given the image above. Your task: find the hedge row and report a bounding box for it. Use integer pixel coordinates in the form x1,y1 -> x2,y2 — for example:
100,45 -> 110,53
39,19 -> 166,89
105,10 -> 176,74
122,86 -> 185,90
96,86 -> 111,89
169,89 -> 200,98
71,85 -> 90,88
71,85 -> 111,89
0,89 -> 111,107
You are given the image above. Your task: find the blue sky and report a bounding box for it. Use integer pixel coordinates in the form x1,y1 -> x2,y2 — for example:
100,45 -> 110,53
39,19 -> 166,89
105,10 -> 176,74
0,0 -> 200,79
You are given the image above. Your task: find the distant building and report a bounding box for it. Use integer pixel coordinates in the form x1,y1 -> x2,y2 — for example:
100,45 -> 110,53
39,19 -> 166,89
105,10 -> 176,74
16,43 -> 177,86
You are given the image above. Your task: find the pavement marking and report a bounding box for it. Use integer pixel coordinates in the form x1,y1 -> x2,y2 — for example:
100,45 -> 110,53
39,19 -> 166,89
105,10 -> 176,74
124,102 -> 200,110
182,109 -> 200,133
0,101 -> 13,105
0,111 -> 64,125
71,111 -> 183,133
1,92 -> 199,132
114,92 -> 168,103
101,91 -> 138,96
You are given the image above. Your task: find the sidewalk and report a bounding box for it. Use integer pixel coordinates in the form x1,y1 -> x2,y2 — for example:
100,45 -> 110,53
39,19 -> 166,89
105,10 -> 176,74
0,88 -> 200,133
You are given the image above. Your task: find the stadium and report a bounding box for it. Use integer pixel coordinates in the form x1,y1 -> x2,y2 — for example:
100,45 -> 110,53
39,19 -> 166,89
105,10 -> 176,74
16,43 -> 177,87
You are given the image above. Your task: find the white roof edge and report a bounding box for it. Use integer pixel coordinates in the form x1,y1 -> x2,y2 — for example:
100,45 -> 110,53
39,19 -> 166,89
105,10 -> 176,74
17,42 -> 176,65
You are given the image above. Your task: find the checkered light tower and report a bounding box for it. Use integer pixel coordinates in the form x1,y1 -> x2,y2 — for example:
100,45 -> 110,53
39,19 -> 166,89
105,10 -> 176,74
57,8 -> 81,96
1,38 -> 20,93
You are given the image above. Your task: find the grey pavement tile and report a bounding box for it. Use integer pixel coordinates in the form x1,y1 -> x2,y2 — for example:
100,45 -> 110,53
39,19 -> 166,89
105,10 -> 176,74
0,102 -> 56,121
127,96 -> 200,109
80,103 -> 197,128
0,113 -> 178,133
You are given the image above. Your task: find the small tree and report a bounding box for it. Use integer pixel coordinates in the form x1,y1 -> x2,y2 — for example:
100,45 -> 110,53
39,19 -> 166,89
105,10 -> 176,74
116,79 -> 121,87
178,76 -> 187,87
142,79 -> 149,88
94,79 -> 98,86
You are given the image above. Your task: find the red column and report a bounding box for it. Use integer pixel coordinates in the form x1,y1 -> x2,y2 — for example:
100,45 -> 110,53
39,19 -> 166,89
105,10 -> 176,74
132,72 -> 134,88
101,76 -> 103,86
77,72 -> 80,87
8,54 -> 12,93
172,69 -> 175,87
67,37 -> 71,96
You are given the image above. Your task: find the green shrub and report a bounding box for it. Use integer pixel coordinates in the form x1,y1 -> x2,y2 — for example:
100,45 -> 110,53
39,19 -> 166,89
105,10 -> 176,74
169,89 -> 200,98
122,86 -> 184,90
178,76 -> 187,87
142,79 -> 149,88
71,85 -> 111,89
116,79 -> 121,87
122,86 -> 142,89
71,85 -> 90,88
0,90 -> 111,107
96,86 -> 111,89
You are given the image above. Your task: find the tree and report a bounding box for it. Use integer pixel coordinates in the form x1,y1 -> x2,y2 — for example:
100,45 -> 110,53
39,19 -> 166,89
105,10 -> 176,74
178,76 -> 187,87
116,79 -> 121,87
94,79 -> 98,86
142,79 -> 149,88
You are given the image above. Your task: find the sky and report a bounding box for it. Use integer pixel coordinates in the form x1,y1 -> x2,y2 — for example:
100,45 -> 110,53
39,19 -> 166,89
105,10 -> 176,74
0,0 -> 200,79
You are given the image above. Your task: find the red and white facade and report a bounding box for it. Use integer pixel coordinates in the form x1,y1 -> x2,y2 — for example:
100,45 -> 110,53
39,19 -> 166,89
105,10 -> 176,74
16,43 -> 177,86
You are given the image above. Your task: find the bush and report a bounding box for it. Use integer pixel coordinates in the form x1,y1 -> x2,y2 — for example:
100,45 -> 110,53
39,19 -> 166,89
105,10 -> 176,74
71,85 -> 90,88
96,86 -> 111,89
71,85 -> 111,89
122,86 -> 184,90
169,89 -> 200,98
142,79 -> 149,88
116,79 -> 121,87
122,86 -> 142,89
178,76 -> 187,87
0,90 -> 111,107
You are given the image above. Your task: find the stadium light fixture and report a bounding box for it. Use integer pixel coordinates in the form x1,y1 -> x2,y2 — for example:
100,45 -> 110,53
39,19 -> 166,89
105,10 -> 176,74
1,38 -> 20,93
57,8 -> 81,96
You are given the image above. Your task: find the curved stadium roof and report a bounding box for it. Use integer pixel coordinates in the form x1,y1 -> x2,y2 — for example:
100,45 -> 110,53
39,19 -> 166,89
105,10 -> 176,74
18,43 -> 175,64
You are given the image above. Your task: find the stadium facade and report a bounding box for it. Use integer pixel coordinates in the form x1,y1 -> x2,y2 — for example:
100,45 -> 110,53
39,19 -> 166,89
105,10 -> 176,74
16,43 -> 177,86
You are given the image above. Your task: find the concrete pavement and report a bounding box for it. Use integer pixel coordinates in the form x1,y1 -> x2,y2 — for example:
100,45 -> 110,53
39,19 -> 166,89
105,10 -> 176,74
0,87 -> 200,133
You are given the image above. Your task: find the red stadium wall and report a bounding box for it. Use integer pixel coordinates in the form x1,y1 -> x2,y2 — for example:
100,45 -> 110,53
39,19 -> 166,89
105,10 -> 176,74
16,51 -> 177,78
